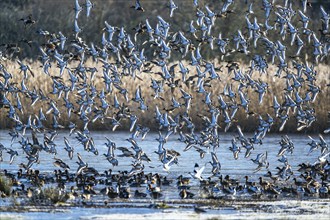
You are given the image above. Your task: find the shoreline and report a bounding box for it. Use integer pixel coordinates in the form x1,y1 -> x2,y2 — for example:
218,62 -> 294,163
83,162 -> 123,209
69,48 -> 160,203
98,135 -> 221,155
1,198 -> 329,220
1,194 -> 329,211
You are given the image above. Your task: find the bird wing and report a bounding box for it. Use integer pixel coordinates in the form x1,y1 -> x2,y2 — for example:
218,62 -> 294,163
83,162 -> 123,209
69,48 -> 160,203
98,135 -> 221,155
196,165 -> 205,178
320,5 -> 328,18
319,134 -> 326,144
77,153 -> 84,164
211,152 -> 219,164
236,125 -> 245,140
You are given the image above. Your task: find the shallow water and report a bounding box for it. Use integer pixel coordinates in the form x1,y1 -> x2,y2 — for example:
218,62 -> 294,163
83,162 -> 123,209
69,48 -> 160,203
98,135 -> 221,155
1,199 -> 329,220
0,130 -> 329,219
0,130 -> 326,176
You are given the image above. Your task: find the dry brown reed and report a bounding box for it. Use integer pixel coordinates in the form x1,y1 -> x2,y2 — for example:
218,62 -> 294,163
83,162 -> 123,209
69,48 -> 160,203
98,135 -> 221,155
0,58 -> 329,133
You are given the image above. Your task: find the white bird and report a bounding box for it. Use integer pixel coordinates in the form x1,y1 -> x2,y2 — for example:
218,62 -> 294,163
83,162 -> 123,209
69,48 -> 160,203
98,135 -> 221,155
163,155 -> 177,172
189,163 -> 205,181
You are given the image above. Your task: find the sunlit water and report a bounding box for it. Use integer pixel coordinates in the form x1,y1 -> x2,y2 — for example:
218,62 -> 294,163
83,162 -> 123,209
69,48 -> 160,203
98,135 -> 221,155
0,130 -> 329,219
0,130 -> 326,176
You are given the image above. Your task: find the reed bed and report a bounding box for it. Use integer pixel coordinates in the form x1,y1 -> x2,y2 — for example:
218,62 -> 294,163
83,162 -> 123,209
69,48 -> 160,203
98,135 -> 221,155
0,59 -> 329,133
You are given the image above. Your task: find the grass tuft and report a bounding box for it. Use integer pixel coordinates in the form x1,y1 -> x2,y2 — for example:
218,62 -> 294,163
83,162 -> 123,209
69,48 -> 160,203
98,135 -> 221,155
0,175 -> 12,197
28,187 -> 68,205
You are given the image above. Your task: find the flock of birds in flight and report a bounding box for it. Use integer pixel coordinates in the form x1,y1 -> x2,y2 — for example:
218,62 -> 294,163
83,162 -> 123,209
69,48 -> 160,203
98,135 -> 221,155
0,0 -> 330,201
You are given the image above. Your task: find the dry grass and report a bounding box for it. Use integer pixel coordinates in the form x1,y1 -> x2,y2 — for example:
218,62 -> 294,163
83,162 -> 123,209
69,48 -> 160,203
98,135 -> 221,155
0,58 -> 329,133
0,175 -> 12,197
27,187 -> 69,205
